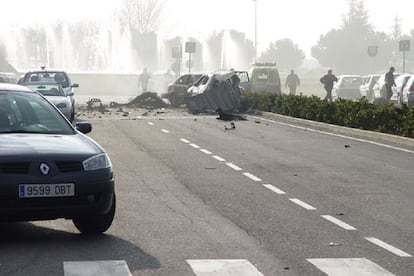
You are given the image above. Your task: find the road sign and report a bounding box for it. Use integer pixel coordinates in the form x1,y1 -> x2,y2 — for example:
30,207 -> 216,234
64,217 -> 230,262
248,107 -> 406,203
185,42 -> 196,53
399,40 -> 410,52
367,46 -> 378,57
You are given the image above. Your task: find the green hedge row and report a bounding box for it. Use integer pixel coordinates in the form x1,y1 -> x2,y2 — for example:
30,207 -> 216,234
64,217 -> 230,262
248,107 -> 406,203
243,91 -> 414,138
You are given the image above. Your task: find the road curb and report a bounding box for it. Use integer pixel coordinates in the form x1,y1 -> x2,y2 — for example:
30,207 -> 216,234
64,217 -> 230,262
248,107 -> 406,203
252,110 -> 414,149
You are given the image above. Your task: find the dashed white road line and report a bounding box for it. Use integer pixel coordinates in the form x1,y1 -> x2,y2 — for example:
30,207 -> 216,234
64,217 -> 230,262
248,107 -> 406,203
263,184 -> 286,194
321,215 -> 357,231
180,138 -> 190,143
161,129 -> 170,133
64,260 -> 131,276
226,162 -> 243,171
243,172 -> 262,182
307,258 -> 396,276
212,155 -> 226,162
147,122 -> 154,126
190,143 -> 201,149
365,237 -> 412,257
187,259 -> 264,276
200,149 -> 213,155
289,198 -> 317,210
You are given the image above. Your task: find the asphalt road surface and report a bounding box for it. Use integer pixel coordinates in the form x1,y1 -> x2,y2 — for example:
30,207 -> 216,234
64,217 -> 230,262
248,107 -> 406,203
1,107 -> 413,276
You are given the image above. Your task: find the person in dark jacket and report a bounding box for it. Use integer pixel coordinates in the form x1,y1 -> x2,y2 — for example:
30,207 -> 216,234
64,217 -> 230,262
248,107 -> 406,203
320,69 -> 338,101
384,66 -> 396,101
285,69 -> 300,95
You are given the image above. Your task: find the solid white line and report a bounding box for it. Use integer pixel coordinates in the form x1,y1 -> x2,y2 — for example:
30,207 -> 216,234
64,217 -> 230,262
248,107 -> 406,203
243,172 -> 262,182
307,258 -> 396,276
187,259 -> 264,276
180,138 -> 190,143
161,129 -> 170,133
321,215 -> 357,230
200,149 -> 212,155
253,116 -> 414,154
263,184 -> 286,194
147,122 -> 154,126
365,237 -> 412,257
64,261 -> 132,276
190,143 -> 201,149
226,162 -> 242,171
212,155 -> 226,162
289,198 -> 316,210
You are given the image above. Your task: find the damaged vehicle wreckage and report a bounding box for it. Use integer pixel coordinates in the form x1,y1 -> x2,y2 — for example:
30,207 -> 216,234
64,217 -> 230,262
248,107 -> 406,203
185,71 -> 250,119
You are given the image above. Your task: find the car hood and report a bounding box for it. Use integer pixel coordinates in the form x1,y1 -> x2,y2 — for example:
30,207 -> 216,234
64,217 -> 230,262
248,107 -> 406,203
45,96 -> 70,105
0,133 -> 102,157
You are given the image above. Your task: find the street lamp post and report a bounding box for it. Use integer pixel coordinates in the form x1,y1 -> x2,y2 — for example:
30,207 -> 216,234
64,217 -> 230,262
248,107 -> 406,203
253,0 -> 257,63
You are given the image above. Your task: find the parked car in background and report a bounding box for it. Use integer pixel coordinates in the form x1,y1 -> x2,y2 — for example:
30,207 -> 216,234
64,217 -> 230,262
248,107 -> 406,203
360,74 -> 380,102
372,73 -> 400,103
167,73 -> 202,107
332,75 -> 362,101
391,74 -> 412,104
0,72 -> 17,84
401,75 -> 414,106
0,83 -> 115,234
249,63 -> 281,94
22,82 -> 74,121
18,67 -> 79,121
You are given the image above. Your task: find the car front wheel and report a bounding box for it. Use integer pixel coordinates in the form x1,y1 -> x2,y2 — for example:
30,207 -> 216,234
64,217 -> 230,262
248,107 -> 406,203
73,194 -> 116,234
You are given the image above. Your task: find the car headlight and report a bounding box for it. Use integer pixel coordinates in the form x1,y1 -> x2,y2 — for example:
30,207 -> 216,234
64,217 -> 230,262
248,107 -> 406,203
56,103 -> 67,108
83,153 -> 112,171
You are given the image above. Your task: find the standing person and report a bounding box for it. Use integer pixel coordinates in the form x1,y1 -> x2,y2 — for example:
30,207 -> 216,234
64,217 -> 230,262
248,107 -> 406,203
384,66 -> 396,101
138,68 -> 151,93
320,69 -> 338,101
285,69 -> 300,95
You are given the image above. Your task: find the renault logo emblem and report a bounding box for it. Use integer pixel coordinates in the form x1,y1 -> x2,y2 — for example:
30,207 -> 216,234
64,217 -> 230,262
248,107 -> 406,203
39,163 -> 50,175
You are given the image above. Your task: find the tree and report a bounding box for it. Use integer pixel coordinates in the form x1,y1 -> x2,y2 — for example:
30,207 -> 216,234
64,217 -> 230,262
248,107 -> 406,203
258,39 -> 305,71
311,0 -> 374,74
119,0 -> 165,34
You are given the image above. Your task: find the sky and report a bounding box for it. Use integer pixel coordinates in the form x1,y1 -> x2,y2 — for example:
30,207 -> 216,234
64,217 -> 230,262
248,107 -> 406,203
2,0 -> 414,56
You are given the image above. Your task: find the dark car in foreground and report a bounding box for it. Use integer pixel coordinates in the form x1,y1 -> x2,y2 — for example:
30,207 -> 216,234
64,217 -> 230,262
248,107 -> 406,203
0,84 -> 115,234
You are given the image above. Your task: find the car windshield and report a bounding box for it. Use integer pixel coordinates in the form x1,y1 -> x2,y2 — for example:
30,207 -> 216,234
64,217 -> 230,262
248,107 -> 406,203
0,91 -> 74,134
24,72 -> 69,88
24,83 -> 66,96
341,76 -> 361,88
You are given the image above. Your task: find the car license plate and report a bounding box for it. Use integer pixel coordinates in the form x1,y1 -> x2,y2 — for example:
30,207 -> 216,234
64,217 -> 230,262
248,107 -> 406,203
19,184 -> 75,198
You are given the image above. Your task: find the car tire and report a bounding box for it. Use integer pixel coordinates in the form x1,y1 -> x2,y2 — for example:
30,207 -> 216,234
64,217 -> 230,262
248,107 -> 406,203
73,194 -> 116,234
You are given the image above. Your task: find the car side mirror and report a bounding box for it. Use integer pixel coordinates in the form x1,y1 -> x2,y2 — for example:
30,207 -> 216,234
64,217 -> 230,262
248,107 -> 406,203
75,121 -> 92,134
72,83 -> 79,88
67,92 -> 74,97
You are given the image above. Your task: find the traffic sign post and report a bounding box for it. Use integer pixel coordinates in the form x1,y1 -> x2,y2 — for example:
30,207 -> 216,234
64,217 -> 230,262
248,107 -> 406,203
185,42 -> 196,73
399,40 -> 410,73
367,46 -> 378,74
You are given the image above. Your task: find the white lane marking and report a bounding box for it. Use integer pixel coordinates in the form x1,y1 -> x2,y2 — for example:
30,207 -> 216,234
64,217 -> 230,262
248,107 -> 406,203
225,162 -> 242,171
180,138 -> 190,143
243,172 -> 262,182
289,198 -> 316,210
190,143 -> 201,149
64,260 -> 132,276
307,258 -> 396,276
365,237 -> 412,257
161,129 -> 170,133
321,215 -> 357,231
187,259 -> 264,276
263,184 -> 286,194
212,155 -> 226,162
253,116 -> 414,154
147,122 -> 154,126
200,149 -> 213,155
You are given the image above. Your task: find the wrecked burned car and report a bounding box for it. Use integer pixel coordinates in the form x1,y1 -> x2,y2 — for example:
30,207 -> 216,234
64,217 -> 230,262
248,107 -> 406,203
185,71 -> 249,114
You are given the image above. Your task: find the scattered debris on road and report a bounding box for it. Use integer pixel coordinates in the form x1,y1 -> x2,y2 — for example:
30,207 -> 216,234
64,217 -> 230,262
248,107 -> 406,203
224,122 -> 236,131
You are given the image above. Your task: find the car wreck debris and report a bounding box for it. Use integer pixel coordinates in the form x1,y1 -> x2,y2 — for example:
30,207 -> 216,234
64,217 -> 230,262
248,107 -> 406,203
185,71 -> 250,116
109,92 -> 167,109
